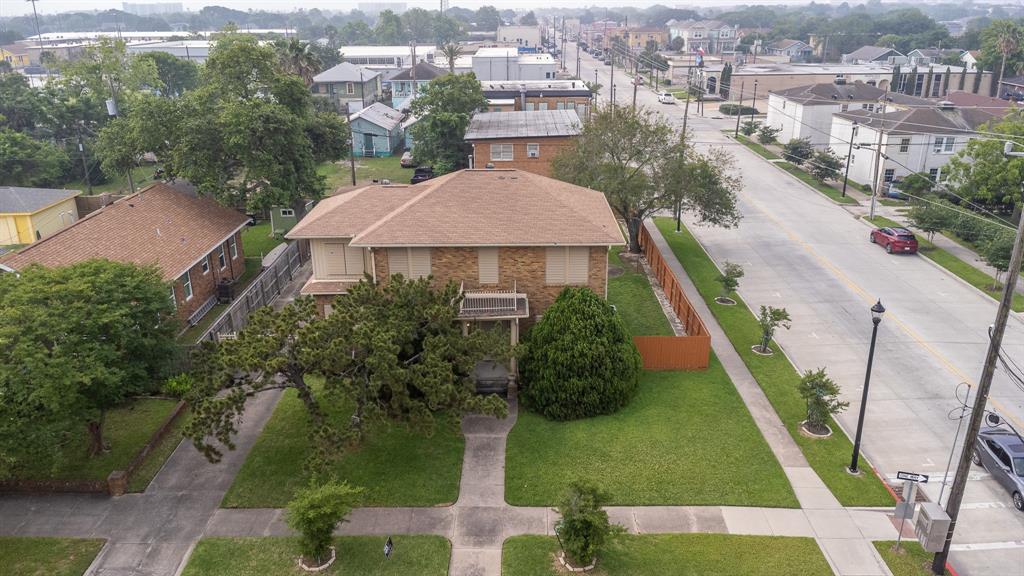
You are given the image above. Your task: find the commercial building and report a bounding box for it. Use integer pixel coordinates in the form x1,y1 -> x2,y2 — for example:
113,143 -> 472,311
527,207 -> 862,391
126,40 -> 211,63
340,45 -> 437,69
472,48 -> 558,81
480,80 -> 593,114
496,25 -> 542,49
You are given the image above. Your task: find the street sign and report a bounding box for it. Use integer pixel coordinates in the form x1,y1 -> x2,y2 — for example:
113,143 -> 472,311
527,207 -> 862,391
897,471 -> 929,483
384,536 -> 394,559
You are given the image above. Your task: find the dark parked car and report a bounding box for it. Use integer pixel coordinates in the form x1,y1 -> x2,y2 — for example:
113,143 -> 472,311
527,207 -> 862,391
411,166 -> 434,184
973,426 -> 1024,511
870,226 -> 919,254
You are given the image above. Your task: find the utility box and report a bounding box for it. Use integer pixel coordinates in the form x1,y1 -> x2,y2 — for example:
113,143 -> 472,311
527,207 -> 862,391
915,502 -> 951,552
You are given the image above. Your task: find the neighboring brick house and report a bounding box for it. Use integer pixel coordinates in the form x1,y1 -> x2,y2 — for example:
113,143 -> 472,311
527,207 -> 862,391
464,109 -> 582,177
0,183 -> 250,326
481,80 -> 594,115
285,168 -> 623,345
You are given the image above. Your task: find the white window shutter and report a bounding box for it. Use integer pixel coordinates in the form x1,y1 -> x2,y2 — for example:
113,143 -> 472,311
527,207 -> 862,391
478,248 -> 499,284
409,248 -> 431,279
388,248 -> 409,277
324,241 -> 346,276
344,244 -> 365,275
567,247 -> 590,284
546,247 -> 566,284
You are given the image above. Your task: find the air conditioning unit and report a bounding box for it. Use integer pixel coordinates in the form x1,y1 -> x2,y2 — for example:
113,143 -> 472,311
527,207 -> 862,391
528,150 -> 539,158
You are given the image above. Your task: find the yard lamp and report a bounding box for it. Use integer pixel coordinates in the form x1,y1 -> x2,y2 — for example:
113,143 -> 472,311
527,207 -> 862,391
849,299 -> 885,474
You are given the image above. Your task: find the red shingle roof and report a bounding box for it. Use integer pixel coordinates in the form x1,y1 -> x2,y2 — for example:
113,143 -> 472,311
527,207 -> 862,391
1,183 -> 250,280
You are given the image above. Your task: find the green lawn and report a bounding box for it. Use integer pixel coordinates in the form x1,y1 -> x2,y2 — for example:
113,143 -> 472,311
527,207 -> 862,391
874,541 -> 951,576
17,398 -> 179,482
318,157 -> 410,190
65,165 -> 157,195
241,222 -> 286,260
607,249 -> 673,336
0,537 -> 105,576
866,216 -> 1024,312
126,408 -> 188,492
506,359 -> 798,507
733,133 -> 781,160
221,387 -> 464,508
181,536 -> 450,576
502,534 -> 832,576
777,163 -> 860,205
654,218 -> 893,507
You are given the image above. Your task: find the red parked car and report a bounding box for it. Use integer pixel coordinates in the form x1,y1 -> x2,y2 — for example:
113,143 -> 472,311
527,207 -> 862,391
870,226 -> 919,254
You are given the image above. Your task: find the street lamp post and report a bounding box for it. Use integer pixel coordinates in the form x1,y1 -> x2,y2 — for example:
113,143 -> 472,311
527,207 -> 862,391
849,300 -> 886,474
842,121 -> 858,197
749,80 -> 758,127
734,80 -> 746,137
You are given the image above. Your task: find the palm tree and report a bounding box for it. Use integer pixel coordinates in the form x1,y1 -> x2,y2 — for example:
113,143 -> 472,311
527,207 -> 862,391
439,43 -> 463,75
274,38 -> 323,87
989,21 -> 1023,88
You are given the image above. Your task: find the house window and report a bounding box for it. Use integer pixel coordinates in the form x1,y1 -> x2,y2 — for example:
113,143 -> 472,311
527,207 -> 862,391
169,286 -> 177,308
217,245 -> 227,269
180,271 -> 193,301
538,103 -> 548,110
490,143 -> 514,161
388,247 -> 431,279
556,102 -> 565,109
883,168 -> 895,183
478,248 -> 499,284
201,255 -> 210,274
546,246 -> 590,285
928,168 -> 940,181
322,240 -> 365,277
899,138 -> 910,153
525,103 -> 535,111
346,82 -> 355,94
934,137 -> 955,153
527,143 -> 540,158
280,208 -> 295,218
840,104 -> 849,112
229,236 -> 238,259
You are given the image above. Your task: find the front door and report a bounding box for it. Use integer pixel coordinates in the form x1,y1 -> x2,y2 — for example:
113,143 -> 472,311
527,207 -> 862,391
363,133 -> 375,156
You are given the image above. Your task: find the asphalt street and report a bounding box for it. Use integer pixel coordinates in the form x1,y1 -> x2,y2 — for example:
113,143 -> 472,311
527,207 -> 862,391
568,39 -> 1024,576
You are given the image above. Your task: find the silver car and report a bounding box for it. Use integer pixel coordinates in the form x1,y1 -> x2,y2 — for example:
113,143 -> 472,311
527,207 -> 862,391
973,426 -> 1024,511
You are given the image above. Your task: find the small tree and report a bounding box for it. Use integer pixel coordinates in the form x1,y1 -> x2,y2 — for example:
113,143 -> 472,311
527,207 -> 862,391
715,261 -> 744,301
797,368 -> 848,435
782,138 -> 814,166
757,124 -> 780,145
906,198 -> 954,241
740,120 -> 760,136
756,306 -> 792,354
556,482 -> 617,567
286,480 -> 363,566
519,287 -> 641,420
809,149 -> 843,182
981,231 -> 1016,287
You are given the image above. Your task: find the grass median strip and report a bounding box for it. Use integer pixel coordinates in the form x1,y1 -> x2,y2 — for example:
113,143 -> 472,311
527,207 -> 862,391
776,163 -> 860,205
866,216 -> 1024,312
0,537 -> 106,576
181,536 -> 450,576
654,217 -> 893,507
873,541 -> 952,576
731,133 -> 781,160
505,359 -> 798,507
502,534 -> 832,576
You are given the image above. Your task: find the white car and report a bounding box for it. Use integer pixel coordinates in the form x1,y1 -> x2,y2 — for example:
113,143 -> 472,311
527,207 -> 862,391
657,92 -> 675,104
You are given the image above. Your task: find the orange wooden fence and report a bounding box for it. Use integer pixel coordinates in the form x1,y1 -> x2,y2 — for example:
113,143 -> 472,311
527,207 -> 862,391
632,225 -> 711,370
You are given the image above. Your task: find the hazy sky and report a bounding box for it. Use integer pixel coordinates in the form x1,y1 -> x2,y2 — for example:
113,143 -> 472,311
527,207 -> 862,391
1,0 -> 783,18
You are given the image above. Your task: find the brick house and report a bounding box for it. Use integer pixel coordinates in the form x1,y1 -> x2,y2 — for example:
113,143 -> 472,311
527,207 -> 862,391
285,168 -> 623,346
464,109 -> 582,177
0,183 -> 250,326
481,80 -> 594,115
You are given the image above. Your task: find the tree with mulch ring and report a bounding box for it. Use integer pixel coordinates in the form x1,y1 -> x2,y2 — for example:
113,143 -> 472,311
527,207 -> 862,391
754,305 -> 791,355
555,482 -> 621,570
797,368 -> 847,438
715,261 -> 744,305
519,287 -> 641,421
286,480 -> 362,571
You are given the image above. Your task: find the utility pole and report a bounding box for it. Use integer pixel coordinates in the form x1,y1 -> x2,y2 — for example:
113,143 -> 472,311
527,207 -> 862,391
610,49 -> 615,106
632,76 -> 639,108
869,93 -> 887,220
734,81 -> 745,137
676,88 -> 691,233
576,41 -> 581,78
842,121 -> 858,197
410,42 -> 417,100
931,149 -> 1024,575
561,18 -> 567,70
750,80 -> 758,126
77,128 -> 92,193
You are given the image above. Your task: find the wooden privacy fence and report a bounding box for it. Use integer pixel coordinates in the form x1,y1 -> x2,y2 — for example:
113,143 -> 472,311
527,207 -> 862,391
634,224 -> 711,370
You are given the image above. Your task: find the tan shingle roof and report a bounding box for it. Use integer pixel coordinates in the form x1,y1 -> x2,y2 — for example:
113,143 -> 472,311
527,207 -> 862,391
287,169 -> 624,247
2,183 -> 250,280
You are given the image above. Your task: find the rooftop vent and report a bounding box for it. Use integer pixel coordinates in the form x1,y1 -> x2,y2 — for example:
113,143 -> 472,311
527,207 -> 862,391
834,76 -> 847,85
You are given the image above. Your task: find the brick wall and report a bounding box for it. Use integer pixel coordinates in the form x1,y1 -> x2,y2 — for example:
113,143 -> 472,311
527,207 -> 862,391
371,245 -> 608,320
469,136 -> 576,176
486,96 -> 592,113
171,230 -> 245,324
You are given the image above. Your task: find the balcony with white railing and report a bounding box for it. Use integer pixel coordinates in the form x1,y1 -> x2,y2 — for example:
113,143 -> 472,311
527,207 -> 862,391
458,281 -> 530,319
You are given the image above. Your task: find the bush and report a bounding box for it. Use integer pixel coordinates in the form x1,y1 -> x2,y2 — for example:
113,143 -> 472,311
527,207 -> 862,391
861,183 -> 872,192
556,482 -> 618,566
519,287 -> 642,421
757,124 -> 781,145
286,480 -> 363,565
739,120 -> 760,136
782,138 -> 814,166
797,368 -> 847,434
161,373 -> 193,398
719,103 -> 759,116
809,149 -> 843,182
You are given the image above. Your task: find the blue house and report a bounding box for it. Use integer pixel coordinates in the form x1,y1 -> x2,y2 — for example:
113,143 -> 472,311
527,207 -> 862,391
402,114 -> 420,150
350,102 -> 404,158
390,61 -> 447,111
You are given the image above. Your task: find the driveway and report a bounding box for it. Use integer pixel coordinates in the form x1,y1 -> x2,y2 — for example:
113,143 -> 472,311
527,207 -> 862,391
568,39 -> 1024,576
